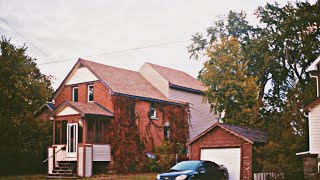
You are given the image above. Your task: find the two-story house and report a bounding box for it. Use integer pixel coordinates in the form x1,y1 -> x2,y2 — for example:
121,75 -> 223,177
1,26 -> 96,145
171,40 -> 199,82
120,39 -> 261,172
297,56 -> 320,178
45,59 -> 216,178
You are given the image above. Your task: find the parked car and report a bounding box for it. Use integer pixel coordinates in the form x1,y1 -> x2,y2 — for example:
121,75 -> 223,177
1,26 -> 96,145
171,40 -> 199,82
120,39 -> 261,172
156,160 -> 228,180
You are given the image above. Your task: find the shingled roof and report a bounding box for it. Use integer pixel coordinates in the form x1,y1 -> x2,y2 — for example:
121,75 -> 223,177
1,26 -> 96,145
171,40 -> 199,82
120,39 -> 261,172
146,62 -> 207,92
80,59 -> 176,102
51,101 -> 114,117
188,122 -> 268,145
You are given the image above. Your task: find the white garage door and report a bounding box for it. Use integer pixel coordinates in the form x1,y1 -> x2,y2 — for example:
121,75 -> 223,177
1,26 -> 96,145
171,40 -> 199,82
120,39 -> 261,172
200,148 -> 241,180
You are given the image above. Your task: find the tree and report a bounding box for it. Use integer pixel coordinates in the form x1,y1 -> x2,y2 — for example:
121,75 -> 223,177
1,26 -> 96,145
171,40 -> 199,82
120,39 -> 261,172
199,36 -> 258,125
189,1 -> 320,175
0,37 -> 53,174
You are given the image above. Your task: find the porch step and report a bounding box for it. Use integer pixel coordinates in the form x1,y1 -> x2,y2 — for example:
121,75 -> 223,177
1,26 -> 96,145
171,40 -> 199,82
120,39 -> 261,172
48,161 -> 77,179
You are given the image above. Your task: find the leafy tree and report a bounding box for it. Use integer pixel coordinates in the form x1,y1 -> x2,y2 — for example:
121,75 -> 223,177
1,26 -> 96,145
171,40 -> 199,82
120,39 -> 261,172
199,36 -> 258,125
0,37 -> 53,174
189,1 -> 320,175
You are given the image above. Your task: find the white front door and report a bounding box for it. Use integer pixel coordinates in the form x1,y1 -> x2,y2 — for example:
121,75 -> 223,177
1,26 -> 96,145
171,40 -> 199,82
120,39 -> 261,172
67,123 -> 78,158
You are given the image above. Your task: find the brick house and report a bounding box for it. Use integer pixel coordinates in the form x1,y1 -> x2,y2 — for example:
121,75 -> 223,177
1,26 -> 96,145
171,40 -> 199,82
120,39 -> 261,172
33,102 -> 55,120
296,56 -> 320,179
188,122 -> 268,180
45,59 -> 215,177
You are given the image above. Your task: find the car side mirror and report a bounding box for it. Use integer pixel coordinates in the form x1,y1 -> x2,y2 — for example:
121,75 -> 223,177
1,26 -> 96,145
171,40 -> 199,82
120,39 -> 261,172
198,167 -> 206,174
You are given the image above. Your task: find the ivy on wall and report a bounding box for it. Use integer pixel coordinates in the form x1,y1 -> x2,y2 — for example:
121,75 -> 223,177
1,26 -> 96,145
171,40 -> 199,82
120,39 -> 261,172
108,95 -> 189,173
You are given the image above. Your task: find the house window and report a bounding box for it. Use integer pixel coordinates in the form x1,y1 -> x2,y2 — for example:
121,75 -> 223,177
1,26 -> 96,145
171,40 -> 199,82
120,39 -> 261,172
87,119 -> 104,144
164,122 -> 170,139
72,87 -> 78,102
87,84 -> 94,102
54,120 -> 67,144
150,102 -> 157,119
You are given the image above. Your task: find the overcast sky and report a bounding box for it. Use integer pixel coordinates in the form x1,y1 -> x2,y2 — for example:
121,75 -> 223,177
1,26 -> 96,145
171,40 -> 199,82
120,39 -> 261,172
0,0 -> 315,89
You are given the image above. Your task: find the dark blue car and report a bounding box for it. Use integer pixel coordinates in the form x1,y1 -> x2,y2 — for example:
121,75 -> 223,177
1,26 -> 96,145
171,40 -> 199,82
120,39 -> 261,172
156,160 -> 228,180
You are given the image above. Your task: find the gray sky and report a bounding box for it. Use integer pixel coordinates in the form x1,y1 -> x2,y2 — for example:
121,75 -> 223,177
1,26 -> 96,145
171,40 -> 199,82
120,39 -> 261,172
0,0 -> 314,89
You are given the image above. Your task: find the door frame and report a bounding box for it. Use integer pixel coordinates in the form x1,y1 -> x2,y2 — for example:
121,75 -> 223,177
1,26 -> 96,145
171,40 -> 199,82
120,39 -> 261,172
66,123 -> 78,158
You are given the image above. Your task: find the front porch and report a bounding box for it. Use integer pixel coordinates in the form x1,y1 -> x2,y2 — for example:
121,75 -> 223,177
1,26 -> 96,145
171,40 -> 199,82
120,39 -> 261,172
46,101 -> 114,178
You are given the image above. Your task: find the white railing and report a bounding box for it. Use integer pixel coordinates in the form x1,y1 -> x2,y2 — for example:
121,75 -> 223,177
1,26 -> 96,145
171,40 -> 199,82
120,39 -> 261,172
254,172 -> 284,180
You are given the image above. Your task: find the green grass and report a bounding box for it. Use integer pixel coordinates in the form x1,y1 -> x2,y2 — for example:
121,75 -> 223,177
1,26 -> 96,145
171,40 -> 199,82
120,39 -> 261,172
0,173 -> 157,180
0,174 -> 46,180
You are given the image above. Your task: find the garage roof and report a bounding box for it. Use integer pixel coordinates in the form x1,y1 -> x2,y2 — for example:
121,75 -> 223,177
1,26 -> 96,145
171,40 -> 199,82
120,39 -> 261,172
188,122 -> 268,145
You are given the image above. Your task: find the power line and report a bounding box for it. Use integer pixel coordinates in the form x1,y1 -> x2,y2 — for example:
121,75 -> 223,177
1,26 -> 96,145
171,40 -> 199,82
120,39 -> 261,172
0,17 -> 53,60
38,40 -> 188,65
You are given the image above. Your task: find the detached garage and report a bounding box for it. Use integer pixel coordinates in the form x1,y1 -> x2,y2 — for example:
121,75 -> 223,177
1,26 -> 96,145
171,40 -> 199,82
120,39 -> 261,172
188,123 -> 267,180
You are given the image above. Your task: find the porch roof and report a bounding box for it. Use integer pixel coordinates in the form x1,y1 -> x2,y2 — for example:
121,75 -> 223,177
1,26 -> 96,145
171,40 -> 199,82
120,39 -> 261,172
50,101 -> 114,117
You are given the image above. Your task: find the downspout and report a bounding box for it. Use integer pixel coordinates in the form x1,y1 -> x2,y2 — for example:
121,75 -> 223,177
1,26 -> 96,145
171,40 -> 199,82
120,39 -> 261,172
310,74 -> 319,97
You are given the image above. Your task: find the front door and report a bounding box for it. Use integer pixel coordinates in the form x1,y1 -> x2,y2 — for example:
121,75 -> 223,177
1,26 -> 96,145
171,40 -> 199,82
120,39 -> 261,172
67,123 -> 78,158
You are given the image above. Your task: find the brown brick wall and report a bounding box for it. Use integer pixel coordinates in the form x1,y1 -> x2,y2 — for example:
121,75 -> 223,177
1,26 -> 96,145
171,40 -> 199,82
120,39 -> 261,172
303,155 -> 318,178
54,82 -> 114,112
189,127 -> 253,180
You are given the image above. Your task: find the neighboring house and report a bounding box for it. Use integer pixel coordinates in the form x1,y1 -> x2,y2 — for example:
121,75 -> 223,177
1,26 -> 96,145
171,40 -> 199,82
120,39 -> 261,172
33,102 -> 55,120
188,122 -> 268,180
139,62 -> 218,139
45,58 -> 211,177
297,56 -> 320,178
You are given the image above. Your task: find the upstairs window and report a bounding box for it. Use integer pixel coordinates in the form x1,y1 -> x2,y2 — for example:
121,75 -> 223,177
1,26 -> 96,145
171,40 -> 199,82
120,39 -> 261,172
87,84 -> 94,102
72,87 -> 78,102
150,102 -> 157,119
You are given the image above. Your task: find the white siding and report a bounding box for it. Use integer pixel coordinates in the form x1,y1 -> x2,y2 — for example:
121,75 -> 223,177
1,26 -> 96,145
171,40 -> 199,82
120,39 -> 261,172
93,144 -> 111,161
169,89 -> 218,139
66,67 -> 98,85
56,106 -> 79,116
85,146 -> 93,177
309,104 -> 320,153
78,147 -> 84,177
55,145 -> 66,162
139,63 -> 170,97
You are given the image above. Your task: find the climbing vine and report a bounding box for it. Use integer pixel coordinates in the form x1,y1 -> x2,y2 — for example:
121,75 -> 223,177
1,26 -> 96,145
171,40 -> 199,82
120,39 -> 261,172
108,95 -> 189,173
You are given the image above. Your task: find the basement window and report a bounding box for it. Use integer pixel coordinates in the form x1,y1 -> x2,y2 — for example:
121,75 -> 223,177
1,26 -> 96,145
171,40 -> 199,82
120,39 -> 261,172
150,102 -> 157,119
72,87 -> 78,102
87,84 -> 94,102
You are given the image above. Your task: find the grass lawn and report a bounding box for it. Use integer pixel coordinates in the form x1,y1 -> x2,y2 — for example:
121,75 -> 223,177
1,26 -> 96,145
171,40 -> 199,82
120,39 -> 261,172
0,173 -> 157,180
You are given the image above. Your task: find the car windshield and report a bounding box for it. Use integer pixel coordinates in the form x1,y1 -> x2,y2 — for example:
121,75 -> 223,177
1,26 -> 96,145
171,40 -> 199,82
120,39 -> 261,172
170,161 -> 201,171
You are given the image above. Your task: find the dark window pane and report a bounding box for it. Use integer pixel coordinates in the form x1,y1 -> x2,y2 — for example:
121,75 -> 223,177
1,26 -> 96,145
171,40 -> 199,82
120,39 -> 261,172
87,120 -> 94,143
95,120 -> 102,143
73,87 -> 78,102
78,124 -> 83,143
88,85 -> 94,102
61,121 -> 67,144
55,121 -> 61,144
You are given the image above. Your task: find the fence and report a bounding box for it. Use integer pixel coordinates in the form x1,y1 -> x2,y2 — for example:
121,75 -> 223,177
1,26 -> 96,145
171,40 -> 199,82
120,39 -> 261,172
254,172 -> 285,180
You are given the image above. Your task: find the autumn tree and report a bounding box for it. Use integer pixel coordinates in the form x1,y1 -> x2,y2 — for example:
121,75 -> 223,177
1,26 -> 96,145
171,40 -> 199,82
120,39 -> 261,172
189,1 -> 320,175
199,36 -> 258,125
0,37 -> 53,174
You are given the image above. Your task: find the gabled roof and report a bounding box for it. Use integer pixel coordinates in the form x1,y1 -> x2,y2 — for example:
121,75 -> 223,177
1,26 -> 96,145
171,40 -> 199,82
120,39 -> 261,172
33,102 -> 55,116
51,101 -> 114,117
146,62 -> 207,92
306,56 -> 320,72
304,97 -> 320,112
188,122 -> 268,145
53,59 -> 186,104
80,59 -> 169,101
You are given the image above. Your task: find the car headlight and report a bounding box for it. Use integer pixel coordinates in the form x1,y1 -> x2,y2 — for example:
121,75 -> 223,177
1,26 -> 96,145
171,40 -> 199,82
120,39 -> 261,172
176,175 -> 187,180
156,174 -> 160,180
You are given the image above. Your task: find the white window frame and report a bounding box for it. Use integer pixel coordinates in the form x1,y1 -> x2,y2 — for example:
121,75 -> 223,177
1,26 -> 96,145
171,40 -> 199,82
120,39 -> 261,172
87,84 -> 94,102
72,87 -> 78,102
150,102 -> 157,119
